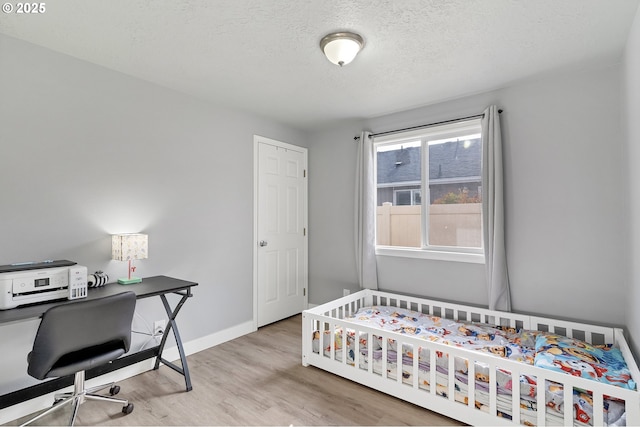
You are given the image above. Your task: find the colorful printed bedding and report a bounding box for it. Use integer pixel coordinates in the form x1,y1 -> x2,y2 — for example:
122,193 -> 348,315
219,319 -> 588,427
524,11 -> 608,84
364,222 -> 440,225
312,305 -> 633,426
534,334 -> 635,390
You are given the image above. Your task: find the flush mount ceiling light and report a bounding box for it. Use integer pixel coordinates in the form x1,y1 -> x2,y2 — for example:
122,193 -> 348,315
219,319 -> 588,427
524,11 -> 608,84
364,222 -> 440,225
320,32 -> 365,67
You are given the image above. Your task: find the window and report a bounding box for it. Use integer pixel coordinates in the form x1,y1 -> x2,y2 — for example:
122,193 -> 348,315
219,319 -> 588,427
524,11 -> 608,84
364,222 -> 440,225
394,189 -> 421,205
374,119 -> 484,262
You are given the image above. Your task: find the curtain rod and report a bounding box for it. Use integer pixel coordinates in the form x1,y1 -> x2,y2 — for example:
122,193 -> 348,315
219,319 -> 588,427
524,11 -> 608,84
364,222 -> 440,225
353,109 -> 503,141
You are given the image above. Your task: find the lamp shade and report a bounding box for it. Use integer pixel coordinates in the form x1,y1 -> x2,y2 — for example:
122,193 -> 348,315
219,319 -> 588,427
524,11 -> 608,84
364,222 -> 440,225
320,32 -> 364,66
112,233 -> 148,261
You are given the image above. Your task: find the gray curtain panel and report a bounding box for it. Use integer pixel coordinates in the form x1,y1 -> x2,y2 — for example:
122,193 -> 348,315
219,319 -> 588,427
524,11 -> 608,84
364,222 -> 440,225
355,131 -> 379,289
482,106 -> 511,311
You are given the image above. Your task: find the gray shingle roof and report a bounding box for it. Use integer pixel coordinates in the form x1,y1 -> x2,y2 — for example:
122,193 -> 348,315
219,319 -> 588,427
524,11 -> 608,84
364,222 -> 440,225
377,138 -> 481,184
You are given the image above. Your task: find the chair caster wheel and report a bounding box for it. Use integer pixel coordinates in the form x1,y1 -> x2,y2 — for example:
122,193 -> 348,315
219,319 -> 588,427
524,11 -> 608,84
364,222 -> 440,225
122,403 -> 134,414
110,385 -> 120,395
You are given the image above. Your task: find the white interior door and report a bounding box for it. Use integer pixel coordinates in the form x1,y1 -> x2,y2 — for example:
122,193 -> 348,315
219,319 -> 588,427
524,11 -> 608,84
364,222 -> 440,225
254,136 -> 307,328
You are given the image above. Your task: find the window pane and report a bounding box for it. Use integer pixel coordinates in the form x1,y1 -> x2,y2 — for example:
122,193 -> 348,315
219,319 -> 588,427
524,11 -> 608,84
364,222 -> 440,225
413,190 -> 422,205
428,136 -> 482,248
395,190 -> 411,205
376,142 -> 422,247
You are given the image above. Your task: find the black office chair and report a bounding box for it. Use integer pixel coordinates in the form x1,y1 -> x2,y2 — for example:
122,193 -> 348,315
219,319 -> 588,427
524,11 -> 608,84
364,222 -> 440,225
21,291 -> 137,426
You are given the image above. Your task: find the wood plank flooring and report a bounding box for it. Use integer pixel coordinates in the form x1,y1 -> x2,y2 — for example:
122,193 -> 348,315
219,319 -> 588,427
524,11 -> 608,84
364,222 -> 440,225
7,315 -> 463,426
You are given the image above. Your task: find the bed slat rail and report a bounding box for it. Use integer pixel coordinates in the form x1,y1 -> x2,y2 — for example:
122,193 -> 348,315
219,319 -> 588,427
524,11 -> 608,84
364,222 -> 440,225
529,315 -> 614,345
367,290 -> 530,330
536,377 -> 545,426
309,290 -> 619,346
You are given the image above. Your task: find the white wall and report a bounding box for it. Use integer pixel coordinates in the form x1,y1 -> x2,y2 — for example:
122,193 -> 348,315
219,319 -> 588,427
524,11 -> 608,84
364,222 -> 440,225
499,64 -> 625,324
624,6 -> 640,359
0,34 -> 306,394
308,62 -> 627,327
307,121 -> 363,303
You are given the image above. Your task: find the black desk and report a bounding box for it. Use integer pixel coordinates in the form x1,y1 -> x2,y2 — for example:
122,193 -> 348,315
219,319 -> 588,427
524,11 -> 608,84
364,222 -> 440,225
0,275 -> 197,410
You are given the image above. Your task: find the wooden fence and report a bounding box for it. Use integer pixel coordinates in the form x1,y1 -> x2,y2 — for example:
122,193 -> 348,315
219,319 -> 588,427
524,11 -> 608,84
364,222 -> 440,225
376,202 -> 482,248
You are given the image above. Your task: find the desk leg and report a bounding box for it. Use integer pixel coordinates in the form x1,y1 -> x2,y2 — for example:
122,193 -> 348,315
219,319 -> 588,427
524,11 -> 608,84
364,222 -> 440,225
153,290 -> 193,392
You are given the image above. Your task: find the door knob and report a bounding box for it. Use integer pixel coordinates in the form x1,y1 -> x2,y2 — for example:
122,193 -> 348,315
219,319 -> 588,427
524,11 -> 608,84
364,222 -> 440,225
259,240 -> 268,247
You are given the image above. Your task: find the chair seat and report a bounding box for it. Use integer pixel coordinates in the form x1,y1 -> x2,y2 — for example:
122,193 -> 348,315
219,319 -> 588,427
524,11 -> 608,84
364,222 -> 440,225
48,348 -> 125,378
21,292 -> 136,426
28,340 -> 127,379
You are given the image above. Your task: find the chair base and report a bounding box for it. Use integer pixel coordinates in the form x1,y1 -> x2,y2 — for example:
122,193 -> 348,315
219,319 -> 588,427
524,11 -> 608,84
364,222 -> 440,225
20,371 -> 133,427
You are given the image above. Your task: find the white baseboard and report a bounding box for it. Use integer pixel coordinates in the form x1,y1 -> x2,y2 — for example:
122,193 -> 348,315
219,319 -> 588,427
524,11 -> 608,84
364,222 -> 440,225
155,319 -> 255,363
0,320 -> 256,425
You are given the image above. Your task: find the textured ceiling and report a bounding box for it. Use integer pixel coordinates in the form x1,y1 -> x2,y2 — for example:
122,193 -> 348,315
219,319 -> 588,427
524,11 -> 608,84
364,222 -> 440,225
1,0 -> 639,131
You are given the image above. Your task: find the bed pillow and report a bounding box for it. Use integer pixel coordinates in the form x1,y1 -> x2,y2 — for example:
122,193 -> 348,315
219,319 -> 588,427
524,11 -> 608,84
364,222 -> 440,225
534,333 -> 636,390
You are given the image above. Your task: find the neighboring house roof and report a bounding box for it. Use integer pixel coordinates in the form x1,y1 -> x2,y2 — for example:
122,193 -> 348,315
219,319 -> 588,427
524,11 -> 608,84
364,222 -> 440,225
377,138 -> 481,185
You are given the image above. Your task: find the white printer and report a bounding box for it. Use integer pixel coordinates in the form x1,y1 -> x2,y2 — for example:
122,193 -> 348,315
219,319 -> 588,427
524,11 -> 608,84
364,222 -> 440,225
0,260 -> 88,310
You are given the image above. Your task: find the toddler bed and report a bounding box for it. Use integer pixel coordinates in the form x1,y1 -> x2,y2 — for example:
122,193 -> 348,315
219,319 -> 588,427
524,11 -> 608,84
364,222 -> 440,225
301,290 -> 640,426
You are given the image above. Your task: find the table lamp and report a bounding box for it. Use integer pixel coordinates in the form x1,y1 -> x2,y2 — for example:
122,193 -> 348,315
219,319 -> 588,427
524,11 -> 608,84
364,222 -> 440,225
112,233 -> 148,284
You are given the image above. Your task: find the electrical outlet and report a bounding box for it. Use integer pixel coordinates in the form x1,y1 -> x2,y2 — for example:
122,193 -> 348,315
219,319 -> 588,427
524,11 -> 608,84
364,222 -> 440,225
153,320 -> 166,336
343,289 -> 350,297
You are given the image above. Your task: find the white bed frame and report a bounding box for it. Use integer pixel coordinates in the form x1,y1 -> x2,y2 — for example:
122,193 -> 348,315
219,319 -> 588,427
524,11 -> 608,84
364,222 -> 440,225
302,289 -> 640,426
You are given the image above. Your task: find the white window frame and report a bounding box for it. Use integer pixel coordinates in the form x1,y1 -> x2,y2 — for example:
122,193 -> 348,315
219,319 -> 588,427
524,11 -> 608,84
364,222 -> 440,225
374,119 -> 485,264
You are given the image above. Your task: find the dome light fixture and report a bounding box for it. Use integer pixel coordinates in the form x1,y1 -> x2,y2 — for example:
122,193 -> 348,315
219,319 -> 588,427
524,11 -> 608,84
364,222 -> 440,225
319,32 -> 365,67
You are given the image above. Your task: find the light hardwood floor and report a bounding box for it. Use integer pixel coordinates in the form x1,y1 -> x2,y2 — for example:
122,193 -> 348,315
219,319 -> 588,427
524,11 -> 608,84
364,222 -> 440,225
8,315 -> 464,426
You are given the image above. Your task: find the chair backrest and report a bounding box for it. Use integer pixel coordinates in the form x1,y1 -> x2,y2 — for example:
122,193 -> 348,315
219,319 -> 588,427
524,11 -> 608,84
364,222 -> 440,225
27,291 -> 136,380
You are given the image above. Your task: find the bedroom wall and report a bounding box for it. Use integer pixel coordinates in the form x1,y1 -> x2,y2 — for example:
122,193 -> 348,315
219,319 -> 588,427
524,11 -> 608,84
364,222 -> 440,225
0,34 -> 306,394
623,6 -> 640,360
308,61 -> 627,327
307,120 -> 364,303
